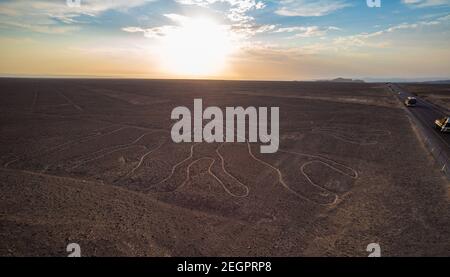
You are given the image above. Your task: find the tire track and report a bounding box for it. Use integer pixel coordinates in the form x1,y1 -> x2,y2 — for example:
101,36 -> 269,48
31,91 -> 39,113
58,91 -> 84,112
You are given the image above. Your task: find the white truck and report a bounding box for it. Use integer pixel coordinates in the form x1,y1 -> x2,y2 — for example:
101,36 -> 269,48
435,117 -> 450,133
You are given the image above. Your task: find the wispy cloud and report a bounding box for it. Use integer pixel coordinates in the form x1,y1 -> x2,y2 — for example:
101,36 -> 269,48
275,0 -> 351,17
0,0 -> 154,34
175,0 -> 265,23
332,14 -> 450,50
122,25 -> 176,38
402,0 -> 450,8
123,0 -> 272,44
275,26 -> 341,38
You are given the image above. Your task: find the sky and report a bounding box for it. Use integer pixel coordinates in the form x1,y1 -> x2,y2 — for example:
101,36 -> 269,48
0,0 -> 449,81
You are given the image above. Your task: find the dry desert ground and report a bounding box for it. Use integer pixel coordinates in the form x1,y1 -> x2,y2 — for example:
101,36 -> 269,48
0,79 -> 449,256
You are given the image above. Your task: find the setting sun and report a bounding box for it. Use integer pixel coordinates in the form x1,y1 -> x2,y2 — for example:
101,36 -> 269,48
158,16 -> 234,77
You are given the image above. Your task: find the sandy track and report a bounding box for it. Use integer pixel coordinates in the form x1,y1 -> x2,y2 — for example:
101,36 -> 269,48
58,91 -> 84,112
31,91 -> 39,113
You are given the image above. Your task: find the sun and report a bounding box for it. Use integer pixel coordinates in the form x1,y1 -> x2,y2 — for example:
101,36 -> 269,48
158,17 -> 233,77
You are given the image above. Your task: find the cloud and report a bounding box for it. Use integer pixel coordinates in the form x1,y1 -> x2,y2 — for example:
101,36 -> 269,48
124,1 -> 273,43
229,23 -> 276,38
246,14 -> 449,58
332,14 -> 450,50
122,25 -> 177,38
275,26 -> 341,38
163,13 -> 191,25
402,0 -> 450,8
122,14 -> 210,39
0,0 -> 154,34
275,0 -> 351,17
2,21 -> 80,34
175,0 -> 265,23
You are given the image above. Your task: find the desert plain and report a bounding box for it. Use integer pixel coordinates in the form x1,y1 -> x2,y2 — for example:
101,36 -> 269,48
0,78 -> 449,256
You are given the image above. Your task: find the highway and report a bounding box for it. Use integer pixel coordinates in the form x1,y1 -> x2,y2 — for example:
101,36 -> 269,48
388,83 -> 450,175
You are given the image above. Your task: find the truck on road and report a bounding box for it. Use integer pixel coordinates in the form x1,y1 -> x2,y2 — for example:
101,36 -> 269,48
435,117 -> 450,133
405,97 -> 417,107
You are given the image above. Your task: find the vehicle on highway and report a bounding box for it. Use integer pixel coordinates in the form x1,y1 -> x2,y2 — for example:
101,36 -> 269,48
404,97 -> 417,107
435,117 -> 450,133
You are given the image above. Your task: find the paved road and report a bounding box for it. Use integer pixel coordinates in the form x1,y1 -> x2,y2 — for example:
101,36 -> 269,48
388,83 -> 450,164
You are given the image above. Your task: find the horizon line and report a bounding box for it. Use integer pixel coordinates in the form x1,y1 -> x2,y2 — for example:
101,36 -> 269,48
1,74 -> 450,83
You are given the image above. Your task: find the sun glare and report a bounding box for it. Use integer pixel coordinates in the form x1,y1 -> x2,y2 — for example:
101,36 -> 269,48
159,17 -> 234,77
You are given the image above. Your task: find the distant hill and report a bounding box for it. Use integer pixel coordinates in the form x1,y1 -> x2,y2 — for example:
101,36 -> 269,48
362,77 -> 450,83
423,80 -> 450,84
318,78 -> 365,83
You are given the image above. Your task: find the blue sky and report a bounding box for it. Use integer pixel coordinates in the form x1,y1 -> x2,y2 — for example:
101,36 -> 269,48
0,0 -> 449,80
